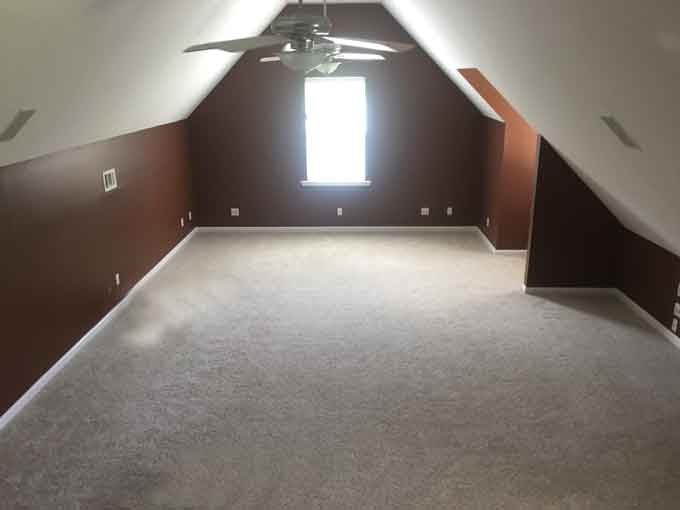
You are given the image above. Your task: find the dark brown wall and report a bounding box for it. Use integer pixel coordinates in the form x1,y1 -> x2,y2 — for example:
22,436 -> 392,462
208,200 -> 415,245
0,121 -> 194,414
526,137 -> 680,337
619,229 -> 680,330
189,4 -> 488,227
479,118 -> 506,247
459,68 -> 538,250
526,138 -> 620,287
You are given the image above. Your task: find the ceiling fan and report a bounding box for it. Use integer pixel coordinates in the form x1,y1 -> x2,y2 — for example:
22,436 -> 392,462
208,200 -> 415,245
184,0 -> 415,74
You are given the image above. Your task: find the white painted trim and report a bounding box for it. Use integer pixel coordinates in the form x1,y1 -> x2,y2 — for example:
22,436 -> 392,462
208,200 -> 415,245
0,229 -> 197,432
197,226 -> 527,254
495,249 -> 528,255
523,286 -> 615,296
300,180 -> 372,187
197,226 -> 480,233
613,289 -> 680,350
477,228 -> 496,252
476,228 -> 527,254
523,285 -> 680,350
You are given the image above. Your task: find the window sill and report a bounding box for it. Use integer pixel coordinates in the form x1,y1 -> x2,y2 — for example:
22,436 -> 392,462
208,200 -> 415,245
300,180 -> 372,188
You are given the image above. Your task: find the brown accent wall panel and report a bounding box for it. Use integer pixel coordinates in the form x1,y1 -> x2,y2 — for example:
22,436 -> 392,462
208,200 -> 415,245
189,4 -> 487,228
619,229 -> 680,329
525,138 -> 620,288
479,118 -> 506,247
459,68 -> 538,250
0,121 -> 194,414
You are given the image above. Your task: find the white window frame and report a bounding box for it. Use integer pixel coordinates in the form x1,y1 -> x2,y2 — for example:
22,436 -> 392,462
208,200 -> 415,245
301,76 -> 371,187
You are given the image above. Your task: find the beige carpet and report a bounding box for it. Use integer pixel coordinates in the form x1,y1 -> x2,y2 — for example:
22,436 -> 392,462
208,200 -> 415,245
2,231 -> 680,509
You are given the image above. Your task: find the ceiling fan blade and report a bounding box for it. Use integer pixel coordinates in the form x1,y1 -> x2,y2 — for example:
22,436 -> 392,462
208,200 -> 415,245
260,56 -> 281,63
184,35 -> 288,53
325,37 -> 415,53
335,53 -> 386,61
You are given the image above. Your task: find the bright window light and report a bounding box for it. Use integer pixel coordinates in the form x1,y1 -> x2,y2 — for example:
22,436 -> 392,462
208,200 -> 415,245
304,77 -> 368,185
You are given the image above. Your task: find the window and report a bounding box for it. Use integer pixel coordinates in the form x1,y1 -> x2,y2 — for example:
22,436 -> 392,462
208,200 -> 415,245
302,77 -> 370,187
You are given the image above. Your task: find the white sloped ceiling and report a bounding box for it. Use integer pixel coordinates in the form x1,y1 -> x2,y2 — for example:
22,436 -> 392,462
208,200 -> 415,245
1,0 -> 679,257
383,0 -> 680,257
0,0 -> 286,167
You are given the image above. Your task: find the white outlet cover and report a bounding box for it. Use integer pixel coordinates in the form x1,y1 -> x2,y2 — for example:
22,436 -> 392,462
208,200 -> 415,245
446,207 -> 453,216
421,208 -> 430,216
115,273 -> 121,286
180,217 -> 185,228
230,208 -> 240,217
486,217 -> 491,227
337,208 -> 343,216
674,302 -> 680,318
673,318 -> 679,334
188,211 -> 192,221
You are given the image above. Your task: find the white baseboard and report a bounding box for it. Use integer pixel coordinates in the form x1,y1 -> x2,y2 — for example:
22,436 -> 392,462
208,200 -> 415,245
0,229 -> 197,432
523,285 -> 615,296
477,229 -> 496,252
613,289 -> 680,350
495,249 -> 527,254
523,285 -> 680,350
198,226 -> 526,257
475,228 -> 527,254
198,226 -> 480,233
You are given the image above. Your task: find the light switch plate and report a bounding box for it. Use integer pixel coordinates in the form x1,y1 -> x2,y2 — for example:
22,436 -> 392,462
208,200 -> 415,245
180,217 -> 185,228
115,273 -> 121,286
230,208 -> 240,217
486,217 -> 491,227
446,207 -> 453,216
420,207 -> 430,216
337,208 -> 343,216
188,211 -> 192,221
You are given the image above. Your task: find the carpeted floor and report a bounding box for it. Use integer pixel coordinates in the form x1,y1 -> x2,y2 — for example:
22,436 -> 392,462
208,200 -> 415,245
2,231 -> 680,509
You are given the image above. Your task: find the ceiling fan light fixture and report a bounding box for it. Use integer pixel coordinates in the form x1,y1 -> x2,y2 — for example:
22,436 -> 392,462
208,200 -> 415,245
316,61 -> 342,75
279,51 -> 327,73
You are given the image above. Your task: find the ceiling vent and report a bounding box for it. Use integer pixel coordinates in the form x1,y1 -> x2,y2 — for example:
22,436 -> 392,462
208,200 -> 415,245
0,109 -> 36,142
102,168 -> 118,192
601,115 -> 641,150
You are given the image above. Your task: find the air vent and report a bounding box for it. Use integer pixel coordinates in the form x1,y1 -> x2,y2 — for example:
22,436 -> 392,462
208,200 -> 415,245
0,109 -> 36,142
601,116 -> 641,150
102,168 -> 118,192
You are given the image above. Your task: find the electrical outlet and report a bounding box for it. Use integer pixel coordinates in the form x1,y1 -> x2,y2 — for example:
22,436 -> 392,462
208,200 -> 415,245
674,302 -> 680,318
115,273 -> 121,287
420,207 -> 430,216
230,208 -> 240,217
446,206 -> 453,216
673,318 -> 679,334
486,217 -> 491,228
188,211 -> 193,221
180,217 -> 185,228
337,208 -> 343,216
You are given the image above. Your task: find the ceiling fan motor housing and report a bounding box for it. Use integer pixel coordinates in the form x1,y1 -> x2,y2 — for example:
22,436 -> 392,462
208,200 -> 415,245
271,14 -> 332,41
